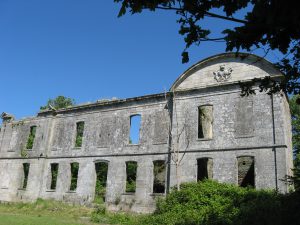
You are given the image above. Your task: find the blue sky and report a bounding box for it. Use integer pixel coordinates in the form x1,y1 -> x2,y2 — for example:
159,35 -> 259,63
0,0 -> 280,121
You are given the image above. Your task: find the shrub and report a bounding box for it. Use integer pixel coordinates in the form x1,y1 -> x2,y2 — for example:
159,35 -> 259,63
143,180 -> 285,225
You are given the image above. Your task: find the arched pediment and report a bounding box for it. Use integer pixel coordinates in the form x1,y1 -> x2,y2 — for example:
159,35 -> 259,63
171,53 -> 283,91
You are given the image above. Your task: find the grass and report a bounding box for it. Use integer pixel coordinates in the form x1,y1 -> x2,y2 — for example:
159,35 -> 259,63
0,198 -> 144,225
0,198 -> 96,225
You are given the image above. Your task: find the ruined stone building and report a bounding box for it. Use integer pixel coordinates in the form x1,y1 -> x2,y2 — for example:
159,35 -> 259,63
0,53 -> 293,213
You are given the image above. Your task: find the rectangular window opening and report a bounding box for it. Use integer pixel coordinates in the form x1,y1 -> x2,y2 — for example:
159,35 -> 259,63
50,163 -> 59,190
153,160 -> 166,194
197,158 -> 213,181
75,122 -> 84,148
26,126 -> 37,149
94,162 -> 108,203
70,162 -> 79,191
129,115 -> 141,144
126,161 -> 137,193
198,106 -> 213,139
22,163 -> 30,189
238,156 -> 255,188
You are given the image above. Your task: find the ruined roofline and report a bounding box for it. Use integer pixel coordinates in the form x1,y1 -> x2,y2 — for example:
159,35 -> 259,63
36,75 -> 279,118
37,92 -> 170,117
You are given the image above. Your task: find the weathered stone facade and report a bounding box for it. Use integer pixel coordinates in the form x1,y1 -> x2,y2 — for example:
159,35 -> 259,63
0,53 -> 293,213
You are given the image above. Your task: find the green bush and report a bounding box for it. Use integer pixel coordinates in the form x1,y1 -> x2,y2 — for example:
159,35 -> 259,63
141,180 -> 299,225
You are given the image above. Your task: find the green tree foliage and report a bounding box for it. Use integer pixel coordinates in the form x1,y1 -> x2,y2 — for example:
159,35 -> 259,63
40,96 -> 75,110
141,180 -> 300,225
114,0 -> 300,94
289,95 -> 300,190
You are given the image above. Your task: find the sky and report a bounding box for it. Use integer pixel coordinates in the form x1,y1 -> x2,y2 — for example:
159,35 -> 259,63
0,0 -> 281,121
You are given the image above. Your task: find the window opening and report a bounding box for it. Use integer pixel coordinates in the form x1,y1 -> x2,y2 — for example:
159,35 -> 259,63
50,163 -> 59,190
197,158 -> 213,181
75,122 -> 84,147
22,163 -> 30,189
129,115 -> 141,144
198,106 -> 213,139
153,160 -> 166,193
70,162 -> 79,191
237,156 -> 255,187
26,126 -> 37,149
94,162 -> 108,203
126,161 -> 137,193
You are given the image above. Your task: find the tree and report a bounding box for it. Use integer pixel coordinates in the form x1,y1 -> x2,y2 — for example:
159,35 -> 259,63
40,96 -> 75,110
166,91 -> 190,191
114,0 -> 300,95
289,95 -> 300,191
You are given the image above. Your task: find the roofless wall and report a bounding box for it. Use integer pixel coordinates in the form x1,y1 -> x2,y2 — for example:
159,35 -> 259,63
0,53 -> 293,213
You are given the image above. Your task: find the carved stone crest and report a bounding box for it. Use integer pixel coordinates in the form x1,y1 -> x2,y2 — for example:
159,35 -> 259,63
213,64 -> 233,82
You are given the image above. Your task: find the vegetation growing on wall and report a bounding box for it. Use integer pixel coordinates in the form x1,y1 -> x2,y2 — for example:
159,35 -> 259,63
70,163 -> 79,191
26,126 -> 36,150
94,162 -> 108,204
126,161 -> 137,193
75,122 -> 84,148
40,96 -> 75,110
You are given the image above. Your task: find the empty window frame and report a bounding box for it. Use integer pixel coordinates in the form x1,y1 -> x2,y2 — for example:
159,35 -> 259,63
129,115 -> 141,144
70,162 -> 79,191
153,160 -> 166,194
94,162 -> 109,203
198,105 -> 213,139
22,163 -> 30,189
237,156 -> 255,188
50,163 -> 59,190
26,126 -> 37,149
75,122 -> 84,148
197,158 -> 213,181
126,161 -> 138,193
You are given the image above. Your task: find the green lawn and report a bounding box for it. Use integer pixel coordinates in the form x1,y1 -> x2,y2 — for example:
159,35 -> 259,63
0,199 -> 97,225
0,213 -> 88,225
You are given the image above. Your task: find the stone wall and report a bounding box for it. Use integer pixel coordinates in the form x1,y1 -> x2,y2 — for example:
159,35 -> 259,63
0,53 -> 293,213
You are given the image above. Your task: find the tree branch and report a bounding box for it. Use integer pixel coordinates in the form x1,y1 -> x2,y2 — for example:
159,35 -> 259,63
155,6 -> 247,24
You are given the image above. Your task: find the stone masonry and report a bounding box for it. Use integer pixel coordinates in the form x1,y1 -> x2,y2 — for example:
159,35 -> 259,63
0,53 -> 293,213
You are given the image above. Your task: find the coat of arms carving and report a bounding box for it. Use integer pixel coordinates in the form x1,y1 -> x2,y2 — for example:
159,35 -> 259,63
213,65 -> 233,82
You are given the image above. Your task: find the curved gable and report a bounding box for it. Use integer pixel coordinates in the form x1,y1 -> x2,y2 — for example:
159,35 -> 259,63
171,53 -> 283,91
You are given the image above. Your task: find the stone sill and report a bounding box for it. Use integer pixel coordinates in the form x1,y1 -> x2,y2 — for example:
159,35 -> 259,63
72,147 -> 82,150
150,193 -> 165,197
46,190 -> 56,192
196,138 -> 213,142
66,190 -> 77,193
126,144 -> 140,147
122,192 -> 135,196
17,188 -> 26,191
0,187 -> 8,190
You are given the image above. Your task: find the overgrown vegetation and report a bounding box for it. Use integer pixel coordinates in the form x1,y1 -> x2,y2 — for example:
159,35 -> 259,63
289,95 -> 300,190
141,180 -> 300,225
75,122 -> 84,148
94,162 -> 108,204
26,126 -> 36,150
70,162 -> 79,191
126,161 -> 137,193
40,96 -> 75,110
